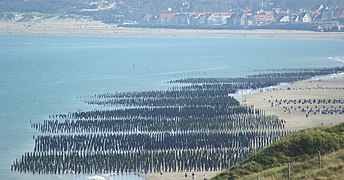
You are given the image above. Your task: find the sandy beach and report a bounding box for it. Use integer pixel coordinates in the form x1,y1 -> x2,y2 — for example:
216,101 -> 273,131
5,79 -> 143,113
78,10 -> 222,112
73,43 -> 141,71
1,18 -> 344,39
139,171 -> 219,180
242,76 -> 344,130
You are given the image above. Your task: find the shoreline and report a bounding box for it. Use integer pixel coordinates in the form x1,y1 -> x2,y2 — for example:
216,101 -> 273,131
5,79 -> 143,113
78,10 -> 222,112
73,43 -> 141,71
241,76 -> 344,130
232,73 -> 344,101
1,20 -> 344,39
137,170 -> 220,180
136,76 -> 344,180
3,19 -> 343,179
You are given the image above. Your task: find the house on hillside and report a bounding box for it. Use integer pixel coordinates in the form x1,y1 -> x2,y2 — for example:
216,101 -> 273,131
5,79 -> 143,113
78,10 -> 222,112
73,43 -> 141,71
279,15 -> 290,22
227,13 -> 241,26
292,14 -> 300,22
189,13 -> 210,26
222,15 -> 231,25
320,7 -> 334,21
272,8 -> 281,14
279,9 -> 290,15
204,12 -> 234,26
173,13 -> 189,25
207,13 -> 222,26
159,14 -> 175,24
301,13 -> 312,23
310,11 -> 321,21
310,11 -> 321,17
198,13 -> 210,25
218,12 -> 232,25
246,14 -> 255,26
254,13 -> 275,25
264,11 -> 274,15
239,13 -> 250,26
188,12 -> 201,25
276,9 -> 290,23
227,13 -> 252,26
143,14 -> 157,23
339,9 -> 344,18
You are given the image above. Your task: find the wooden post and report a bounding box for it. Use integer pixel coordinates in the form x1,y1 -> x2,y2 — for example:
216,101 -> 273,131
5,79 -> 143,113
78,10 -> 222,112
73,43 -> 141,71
288,162 -> 291,180
318,151 -> 321,169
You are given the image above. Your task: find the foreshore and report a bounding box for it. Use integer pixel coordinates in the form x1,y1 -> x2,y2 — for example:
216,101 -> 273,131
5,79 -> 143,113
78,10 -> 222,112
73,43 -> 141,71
138,171 -> 220,180
242,76 -> 344,130
137,76 -> 344,180
1,19 -> 344,39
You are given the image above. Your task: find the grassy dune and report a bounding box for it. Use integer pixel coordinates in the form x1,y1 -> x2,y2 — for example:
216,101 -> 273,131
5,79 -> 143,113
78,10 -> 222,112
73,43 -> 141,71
213,123 -> 344,179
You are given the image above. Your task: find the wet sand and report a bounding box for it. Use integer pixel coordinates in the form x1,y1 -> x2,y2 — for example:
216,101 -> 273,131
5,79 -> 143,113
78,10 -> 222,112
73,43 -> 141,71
242,76 -> 344,130
1,19 -> 344,39
141,171 -> 219,180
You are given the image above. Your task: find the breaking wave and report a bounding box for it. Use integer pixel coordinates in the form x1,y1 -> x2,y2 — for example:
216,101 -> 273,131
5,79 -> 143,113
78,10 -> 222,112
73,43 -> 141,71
328,56 -> 344,63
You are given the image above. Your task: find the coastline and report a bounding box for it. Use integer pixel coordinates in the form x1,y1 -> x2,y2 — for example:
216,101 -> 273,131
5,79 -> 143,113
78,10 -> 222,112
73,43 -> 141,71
3,19 -> 344,180
135,76 -> 344,180
138,171 -> 220,180
241,76 -> 344,130
1,19 -> 344,39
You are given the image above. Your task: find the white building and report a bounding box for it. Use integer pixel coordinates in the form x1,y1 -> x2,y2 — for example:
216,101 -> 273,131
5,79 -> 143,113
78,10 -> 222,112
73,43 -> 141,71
280,15 -> 290,22
302,13 -> 312,23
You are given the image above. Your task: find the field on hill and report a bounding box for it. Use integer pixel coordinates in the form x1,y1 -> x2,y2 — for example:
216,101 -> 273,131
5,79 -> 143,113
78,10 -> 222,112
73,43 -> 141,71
213,123 -> 344,179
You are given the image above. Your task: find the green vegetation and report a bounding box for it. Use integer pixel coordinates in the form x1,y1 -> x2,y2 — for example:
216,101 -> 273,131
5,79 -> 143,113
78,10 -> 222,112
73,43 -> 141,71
213,123 -> 344,180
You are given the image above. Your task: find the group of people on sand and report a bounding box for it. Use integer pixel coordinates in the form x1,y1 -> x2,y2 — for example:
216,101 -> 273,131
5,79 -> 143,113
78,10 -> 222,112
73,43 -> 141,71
183,171 -> 208,180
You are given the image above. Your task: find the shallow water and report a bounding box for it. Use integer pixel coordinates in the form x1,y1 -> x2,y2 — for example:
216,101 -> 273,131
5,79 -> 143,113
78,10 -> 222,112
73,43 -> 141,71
0,35 -> 343,179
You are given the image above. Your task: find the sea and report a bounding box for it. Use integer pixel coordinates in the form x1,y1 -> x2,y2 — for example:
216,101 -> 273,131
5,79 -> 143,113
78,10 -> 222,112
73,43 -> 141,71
0,35 -> 343,180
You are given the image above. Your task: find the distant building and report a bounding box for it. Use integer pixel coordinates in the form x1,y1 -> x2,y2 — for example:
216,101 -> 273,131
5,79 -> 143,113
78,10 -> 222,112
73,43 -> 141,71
198,14 -> 210,25
173,13 -> 189,25
254,13 -> 275,25
143,14 -> 154,23
279,15 -> 290,22
207,13 -> 222,25
272,8 -> 281,14
240,13 -> 249,26
218,12 -> 232,25
188,13 -> 210,26
340,9 -> 344,18
159,14 -> 175,24
138,4 -> 342,31
222,15 -> 231,25
301,13 -> 312,23
227,13 -> 241,26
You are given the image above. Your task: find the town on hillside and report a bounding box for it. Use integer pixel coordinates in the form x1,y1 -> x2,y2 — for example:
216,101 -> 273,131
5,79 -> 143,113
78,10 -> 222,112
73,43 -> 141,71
1,0 -> 344,32
126,3 -> 344,32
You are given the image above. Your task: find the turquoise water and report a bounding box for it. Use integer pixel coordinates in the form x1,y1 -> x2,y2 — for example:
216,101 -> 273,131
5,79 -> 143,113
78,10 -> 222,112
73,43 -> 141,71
0,35 -> 343,180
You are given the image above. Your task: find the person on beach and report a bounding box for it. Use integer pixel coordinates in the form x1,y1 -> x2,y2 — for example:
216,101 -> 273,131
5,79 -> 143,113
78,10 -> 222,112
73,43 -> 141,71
204,173 -> 208,180
192,172 -> 195,179
185,172 -> 187,178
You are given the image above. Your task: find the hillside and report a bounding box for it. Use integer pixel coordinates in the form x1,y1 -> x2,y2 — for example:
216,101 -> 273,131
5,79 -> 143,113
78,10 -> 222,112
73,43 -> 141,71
1,0 -> 343,23
213,123 -> 344,180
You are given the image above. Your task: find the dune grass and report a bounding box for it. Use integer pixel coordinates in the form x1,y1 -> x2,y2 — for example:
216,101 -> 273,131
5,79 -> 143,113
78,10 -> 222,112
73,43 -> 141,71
212,123 -> 344,180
